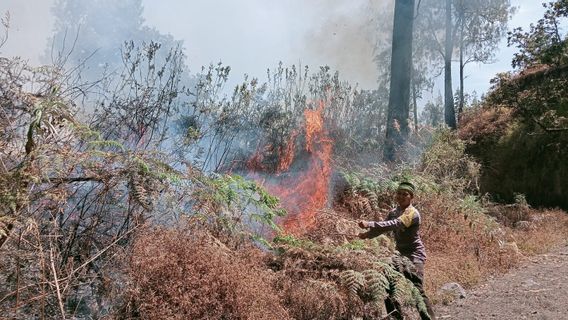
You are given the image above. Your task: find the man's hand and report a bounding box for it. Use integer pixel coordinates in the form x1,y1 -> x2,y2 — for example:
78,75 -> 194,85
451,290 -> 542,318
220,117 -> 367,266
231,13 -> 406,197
358,221 -> 370,229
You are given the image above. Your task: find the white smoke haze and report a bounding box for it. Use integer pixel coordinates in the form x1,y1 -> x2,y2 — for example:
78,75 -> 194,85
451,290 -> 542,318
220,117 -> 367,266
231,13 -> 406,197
0,0 -> 549,95
298,1 -> 394,89
0,0 -> 55,64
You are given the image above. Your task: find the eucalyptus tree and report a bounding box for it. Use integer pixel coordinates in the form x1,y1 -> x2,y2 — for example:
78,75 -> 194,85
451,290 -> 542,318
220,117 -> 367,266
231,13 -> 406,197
454,0 -> 512,114
44,0 -> 187,84
414,0 -> 512,127
373,2 -> 436,134
508,0 -> 568,69
384,0 -> 416,161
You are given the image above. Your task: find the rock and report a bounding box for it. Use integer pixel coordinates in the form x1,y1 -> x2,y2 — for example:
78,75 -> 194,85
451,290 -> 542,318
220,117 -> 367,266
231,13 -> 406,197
438,282 -> 467,299
499,241 -> 521,256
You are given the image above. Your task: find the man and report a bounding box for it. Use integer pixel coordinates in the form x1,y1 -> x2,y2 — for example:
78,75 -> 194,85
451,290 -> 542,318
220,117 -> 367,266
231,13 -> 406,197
358,181 -> 435,320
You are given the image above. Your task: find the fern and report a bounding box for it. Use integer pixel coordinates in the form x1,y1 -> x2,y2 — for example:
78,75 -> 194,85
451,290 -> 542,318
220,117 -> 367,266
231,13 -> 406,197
340,270 -> 365,296
72,123 -> 102,140
193,174 -> 286,239
130,172 -> 151,210
411,285 -> 430,319
273,234 -> 317,249
390,274 -> 414,306
87,139 -> 125,151
363,269 -> 390,303
341,172 -> 384,211
375,259 -> 429,316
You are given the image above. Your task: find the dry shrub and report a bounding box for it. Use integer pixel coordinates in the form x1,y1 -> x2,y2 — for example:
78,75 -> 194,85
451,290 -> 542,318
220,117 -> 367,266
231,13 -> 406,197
486,203 -> 533,227
514,209 -> 568,255
417,191 -> 568,304
303,209 -> 369,245
416,192 -> 518,300
119,226 -> 290,320
458,106 -> 514,141
279,278 -> 350,320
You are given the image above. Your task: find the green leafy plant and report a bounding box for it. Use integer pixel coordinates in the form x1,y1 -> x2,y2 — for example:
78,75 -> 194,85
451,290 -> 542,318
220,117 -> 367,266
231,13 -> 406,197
192,174 -> 287,245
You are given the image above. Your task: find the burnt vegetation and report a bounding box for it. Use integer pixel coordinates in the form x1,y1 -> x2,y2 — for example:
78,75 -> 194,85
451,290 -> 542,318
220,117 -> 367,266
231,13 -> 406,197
1,1 -> 568,319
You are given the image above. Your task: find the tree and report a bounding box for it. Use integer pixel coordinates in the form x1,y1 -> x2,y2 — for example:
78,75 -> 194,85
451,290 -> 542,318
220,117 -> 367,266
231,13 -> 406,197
420,94 -> 444,126
414,0 -> 512,127
384,0 -> 416,161
44,0 -> 187,82
444,0 -> 457,129
508,0 -> 568,69
43,0 -> 195,154
373,3 -> 435,134
454,0 -> 512,115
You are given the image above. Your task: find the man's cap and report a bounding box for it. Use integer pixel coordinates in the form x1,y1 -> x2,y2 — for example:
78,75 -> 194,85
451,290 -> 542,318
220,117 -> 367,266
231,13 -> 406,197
397,181 -> 416,195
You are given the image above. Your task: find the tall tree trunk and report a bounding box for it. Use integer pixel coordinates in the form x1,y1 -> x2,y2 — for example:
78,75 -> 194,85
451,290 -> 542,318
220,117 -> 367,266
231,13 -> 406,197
384,0 -> 415,161
412,76 -> 418,132
459,14 -> 465,118
444,0 -> 457,129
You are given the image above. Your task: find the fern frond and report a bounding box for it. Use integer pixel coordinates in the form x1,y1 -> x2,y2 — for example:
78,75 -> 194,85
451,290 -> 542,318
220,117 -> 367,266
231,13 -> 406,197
340,270 -> 365,296
88,139 -> 125,151
391,275 -> 415,306
363,269 -> 389,302
130,173 -> 151,210
411,285 -> 430,318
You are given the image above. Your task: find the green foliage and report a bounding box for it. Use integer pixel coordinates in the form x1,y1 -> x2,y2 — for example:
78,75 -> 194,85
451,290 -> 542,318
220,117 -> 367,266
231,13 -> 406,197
514,193 -> 529,208
273,234 -> 317,250
340,270 -> 366,296
87,140 -> 125,152
421,128 -> 481,193
339,260 -> 428,316
339,239 -> 367,251
465,63 -> 568,208
421,96 -> 444,127
194,174 -> 287,238
508,0 -> 568,69
460,195 -> 486,217
459,195 -> 499,233
341,172 -> 388,210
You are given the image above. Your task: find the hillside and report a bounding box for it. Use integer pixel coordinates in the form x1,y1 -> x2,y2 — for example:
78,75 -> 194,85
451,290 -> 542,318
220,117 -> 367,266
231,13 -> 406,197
459,64 -> 568,209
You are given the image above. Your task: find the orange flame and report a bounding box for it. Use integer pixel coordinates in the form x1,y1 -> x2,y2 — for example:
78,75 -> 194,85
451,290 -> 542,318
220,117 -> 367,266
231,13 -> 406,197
249,101 -> 333,235
276,130 -> 298,173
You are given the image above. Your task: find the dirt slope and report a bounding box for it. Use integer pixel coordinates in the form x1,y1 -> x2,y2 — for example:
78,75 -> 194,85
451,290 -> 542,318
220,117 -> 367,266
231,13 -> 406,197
435,243 -> 568,319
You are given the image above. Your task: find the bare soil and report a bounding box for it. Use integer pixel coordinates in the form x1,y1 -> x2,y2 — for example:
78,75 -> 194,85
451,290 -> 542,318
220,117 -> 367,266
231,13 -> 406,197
434,243 -> 568,320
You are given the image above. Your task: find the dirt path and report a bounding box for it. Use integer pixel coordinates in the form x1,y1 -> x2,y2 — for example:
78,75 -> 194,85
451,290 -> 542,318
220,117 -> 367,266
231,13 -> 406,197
434,243 -> 568,320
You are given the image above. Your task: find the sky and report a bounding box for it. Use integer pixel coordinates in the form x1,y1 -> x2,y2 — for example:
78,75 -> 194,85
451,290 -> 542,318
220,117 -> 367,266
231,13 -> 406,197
0,0 -> 548,99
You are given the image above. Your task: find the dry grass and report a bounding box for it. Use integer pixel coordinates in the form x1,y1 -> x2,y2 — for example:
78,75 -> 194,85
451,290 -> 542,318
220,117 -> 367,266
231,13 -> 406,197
421,201 -> 568,304
458,106 -> 514,141
110,189 -> 568,318
119,226 -> 290,320
415,194 -> 524,303
278,278 -> 350,320
513,209 -> 568,255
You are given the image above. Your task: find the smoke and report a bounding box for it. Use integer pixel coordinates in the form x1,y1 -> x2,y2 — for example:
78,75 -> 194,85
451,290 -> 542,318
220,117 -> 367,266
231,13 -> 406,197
298,1 -> 394,90
0,0 -> 55,64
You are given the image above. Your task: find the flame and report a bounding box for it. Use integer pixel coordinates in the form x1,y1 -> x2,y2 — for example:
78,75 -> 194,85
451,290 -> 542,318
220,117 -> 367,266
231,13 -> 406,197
248,101 -> 333,235
276,130 -> 298,173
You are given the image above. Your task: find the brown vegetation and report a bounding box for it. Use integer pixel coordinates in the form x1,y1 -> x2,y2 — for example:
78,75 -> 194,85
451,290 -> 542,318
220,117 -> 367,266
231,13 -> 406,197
121,226 -> 290,320
459,63 -> 568,209
1,51 -> 568,319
